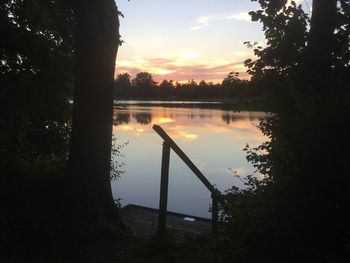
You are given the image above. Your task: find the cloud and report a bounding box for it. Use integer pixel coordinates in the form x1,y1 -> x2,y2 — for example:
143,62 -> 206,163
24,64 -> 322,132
116,55 -> 176,78
162,49 -> 201,66
115,52 -> 251,83
191,12 -> 252,31
159,62 -> 249,83
191,15 -> 217,30
221,12 -> 251,22
191,2 -> 307,31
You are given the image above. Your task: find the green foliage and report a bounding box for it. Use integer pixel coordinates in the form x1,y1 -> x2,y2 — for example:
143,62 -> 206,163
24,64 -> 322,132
334,1 -> 350,68
122,235 -> 220,263
115,72 -> 132,97
1,1 -> 128,262
246,2 -> 308,76
244,2 -> 309,112
221,71 -> 253,100
0,0 -> 75,179
110,135 -> 128,181
207,1 -> 350,262
130,72 -> 158,98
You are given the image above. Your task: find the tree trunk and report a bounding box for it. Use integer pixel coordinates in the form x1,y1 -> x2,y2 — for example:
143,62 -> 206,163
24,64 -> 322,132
66,0 -> 119,217
305,0 -> 338,91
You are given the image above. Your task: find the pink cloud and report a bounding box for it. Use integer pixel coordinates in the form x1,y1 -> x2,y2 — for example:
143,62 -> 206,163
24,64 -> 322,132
115,57 -> 250,83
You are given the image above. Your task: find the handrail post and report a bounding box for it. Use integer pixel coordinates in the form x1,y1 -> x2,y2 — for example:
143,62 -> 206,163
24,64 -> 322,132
153,125 -> 216,193
153,125 -> 222,236
158,141 -> 171,238
211,193 -> 219,234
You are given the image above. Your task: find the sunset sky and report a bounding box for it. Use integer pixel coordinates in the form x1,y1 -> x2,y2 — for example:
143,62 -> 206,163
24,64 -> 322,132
116,0 -> 310,83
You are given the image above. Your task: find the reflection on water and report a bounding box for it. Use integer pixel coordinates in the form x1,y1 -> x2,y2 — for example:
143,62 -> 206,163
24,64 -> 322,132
112,104 -> 269,218
132,112 -> 152,125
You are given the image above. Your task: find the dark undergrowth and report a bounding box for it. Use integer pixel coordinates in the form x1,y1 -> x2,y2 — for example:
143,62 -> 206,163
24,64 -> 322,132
121,235 -> 217,263
0,173 -> 129,263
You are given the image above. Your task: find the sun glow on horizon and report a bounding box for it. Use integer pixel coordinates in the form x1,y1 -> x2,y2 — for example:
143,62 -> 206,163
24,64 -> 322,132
115,0 -> 270,84
115,54 -> 251,84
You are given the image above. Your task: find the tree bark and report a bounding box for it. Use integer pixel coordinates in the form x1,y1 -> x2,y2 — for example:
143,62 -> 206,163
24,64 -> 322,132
305,0 -> 338,91
66,0 -> 119,217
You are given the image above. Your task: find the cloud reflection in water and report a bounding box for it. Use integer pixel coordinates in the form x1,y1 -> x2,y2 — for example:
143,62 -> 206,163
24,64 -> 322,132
112,105 -> 269,217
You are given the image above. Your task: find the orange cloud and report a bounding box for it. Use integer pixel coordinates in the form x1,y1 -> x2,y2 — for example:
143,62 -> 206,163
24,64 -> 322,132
115,55 -> 250,83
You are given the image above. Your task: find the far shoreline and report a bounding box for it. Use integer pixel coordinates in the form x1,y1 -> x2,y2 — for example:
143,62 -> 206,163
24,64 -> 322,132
114,98 -> 266,112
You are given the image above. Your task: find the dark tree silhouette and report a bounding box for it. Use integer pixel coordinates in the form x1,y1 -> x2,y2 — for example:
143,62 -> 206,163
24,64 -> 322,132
131,72 -> 157,98
0,0 -> 74,178
217,1 -> 350,262
114,72 -> 132,97
66,0 -> 120,217
305,0 -> 338,91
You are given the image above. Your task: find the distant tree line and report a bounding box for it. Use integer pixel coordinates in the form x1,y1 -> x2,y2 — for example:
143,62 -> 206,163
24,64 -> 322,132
114,71 -> 262,101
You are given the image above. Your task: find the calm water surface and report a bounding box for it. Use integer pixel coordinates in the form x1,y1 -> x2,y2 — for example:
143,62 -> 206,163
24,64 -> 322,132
112,102 -> 269,218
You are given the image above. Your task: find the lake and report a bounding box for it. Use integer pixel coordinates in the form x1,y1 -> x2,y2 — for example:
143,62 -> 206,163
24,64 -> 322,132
111,101 -> 269,218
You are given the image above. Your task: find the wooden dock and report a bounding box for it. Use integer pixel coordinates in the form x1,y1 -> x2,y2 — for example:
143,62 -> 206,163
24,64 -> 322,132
121,204 -> 211,240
